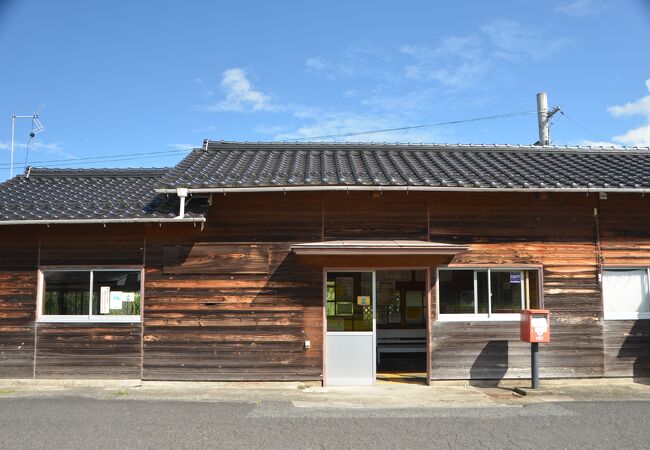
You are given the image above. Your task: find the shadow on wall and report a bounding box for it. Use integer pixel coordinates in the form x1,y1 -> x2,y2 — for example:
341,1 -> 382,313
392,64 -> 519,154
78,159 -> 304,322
619,321 -> 650,385
469,340 -> 509,386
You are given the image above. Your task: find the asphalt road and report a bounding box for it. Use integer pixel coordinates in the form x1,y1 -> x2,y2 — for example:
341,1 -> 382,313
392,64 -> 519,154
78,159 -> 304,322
0,397 -> 648,449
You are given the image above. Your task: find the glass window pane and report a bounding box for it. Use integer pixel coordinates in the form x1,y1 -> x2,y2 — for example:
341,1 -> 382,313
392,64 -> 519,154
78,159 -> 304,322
405,290 -> 424,324
43,271 -> 90,315
477,271 -> 489,313
603,269 -> 649,315
439,270 -> 474,314
91,271 -> 141,316
326,272 -> 373,331
490,271 -> 523,314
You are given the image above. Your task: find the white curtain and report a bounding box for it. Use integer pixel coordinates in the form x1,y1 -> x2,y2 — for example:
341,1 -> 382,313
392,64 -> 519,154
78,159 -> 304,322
602,269 -> 649,317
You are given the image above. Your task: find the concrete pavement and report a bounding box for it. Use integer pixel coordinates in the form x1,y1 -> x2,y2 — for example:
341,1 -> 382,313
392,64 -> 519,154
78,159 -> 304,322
1,377 -> 650,408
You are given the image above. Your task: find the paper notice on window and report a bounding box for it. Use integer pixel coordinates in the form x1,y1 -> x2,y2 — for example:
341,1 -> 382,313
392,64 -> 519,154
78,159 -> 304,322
122,292 -> 135,302
110,291 -> 123,310
100,287 -> 110,314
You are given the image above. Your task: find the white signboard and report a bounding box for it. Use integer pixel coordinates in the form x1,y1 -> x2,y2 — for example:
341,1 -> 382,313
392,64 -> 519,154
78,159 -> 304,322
531,316 -> 549,339
100,287 -> 110,314
110,291 -> 123,310
122,292 -> 135,302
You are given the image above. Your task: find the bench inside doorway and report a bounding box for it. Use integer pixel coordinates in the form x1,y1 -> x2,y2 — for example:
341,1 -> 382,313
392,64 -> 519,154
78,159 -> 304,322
376,328 -> 427,365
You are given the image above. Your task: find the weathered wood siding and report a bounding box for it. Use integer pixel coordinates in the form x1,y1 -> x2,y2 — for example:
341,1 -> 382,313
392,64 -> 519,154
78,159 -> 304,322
143,241 -> 323,381
599,194 -> 650,378
0,191 -> 649,381
35,323 -> 141,379
0,237 -> 38,378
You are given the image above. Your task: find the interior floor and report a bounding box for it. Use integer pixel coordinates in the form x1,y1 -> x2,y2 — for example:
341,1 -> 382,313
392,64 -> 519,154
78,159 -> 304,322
376,353 -> 427,383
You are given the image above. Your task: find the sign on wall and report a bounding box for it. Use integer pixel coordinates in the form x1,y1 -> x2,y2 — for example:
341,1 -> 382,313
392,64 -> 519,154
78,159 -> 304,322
100,286 -> 110,314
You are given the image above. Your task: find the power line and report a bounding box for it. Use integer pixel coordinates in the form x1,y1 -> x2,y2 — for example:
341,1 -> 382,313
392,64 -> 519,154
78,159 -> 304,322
2,109 -> 538,171
558,110 -> 606,142
283,110 -> 538,141
19,151 -> 193,169
0,148 -> 193,169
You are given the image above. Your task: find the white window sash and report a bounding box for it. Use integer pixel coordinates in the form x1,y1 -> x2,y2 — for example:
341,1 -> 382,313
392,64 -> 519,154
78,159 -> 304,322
438,267 -> 539,321
39,268 -> 143,323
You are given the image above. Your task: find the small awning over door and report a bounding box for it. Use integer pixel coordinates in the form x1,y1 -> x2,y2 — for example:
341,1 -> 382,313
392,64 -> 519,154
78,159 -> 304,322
291,240 -> 468,255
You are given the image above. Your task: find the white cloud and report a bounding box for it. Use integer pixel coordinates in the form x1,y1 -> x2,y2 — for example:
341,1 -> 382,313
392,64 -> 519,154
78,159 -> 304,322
168,143 -> 195,150
0,140 -> 76,161
580,140 -> 619,147
401,36 -> 489,88
305,44 -> 396,81
608,80 -> 650,118
196,20 -> 572,144
400,21 -> 569,89
480,19 -> 571,62
575,79 -> 650,148
198,68 -> 278,113
612,125 -> 650,147
273,111 -> 450,143
607,79 -> 650,147
0,140 -> 68,154
555,0 -> 603,17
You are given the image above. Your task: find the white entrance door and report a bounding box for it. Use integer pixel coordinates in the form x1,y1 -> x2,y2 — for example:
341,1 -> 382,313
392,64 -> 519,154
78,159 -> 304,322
325,271 -> 376,385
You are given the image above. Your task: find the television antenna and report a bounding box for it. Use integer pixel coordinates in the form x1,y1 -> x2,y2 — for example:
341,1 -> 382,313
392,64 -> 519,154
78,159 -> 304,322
10,105 -> 46,178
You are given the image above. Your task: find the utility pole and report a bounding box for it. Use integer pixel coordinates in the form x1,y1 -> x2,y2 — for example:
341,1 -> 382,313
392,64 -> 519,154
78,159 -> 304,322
10,115 -> 15,179
536,92 -> 560,146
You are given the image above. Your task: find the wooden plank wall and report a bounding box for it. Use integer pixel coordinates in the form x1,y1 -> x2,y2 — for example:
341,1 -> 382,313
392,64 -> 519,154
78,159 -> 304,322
0,236 -> 38,378
1,191 -> 650,381
143,241 -> 323,381
35,324 -> 141,379
429,192 -> 605,379
140,197 -> 325,380
33,226 -> 145,378
599,194 -> 650,377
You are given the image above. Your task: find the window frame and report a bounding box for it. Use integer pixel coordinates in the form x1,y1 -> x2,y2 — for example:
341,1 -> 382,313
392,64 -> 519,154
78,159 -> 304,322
602,266 -> 650,321
37,267 -> 144,323
436,266 -> 543,322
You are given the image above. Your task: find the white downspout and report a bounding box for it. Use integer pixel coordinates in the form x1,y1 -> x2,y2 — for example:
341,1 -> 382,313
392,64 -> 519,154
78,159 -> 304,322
176,188 -> 188,219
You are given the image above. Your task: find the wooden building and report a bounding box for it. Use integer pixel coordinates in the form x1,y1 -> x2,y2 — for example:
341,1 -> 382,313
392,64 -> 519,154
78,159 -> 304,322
1,141 -> 649,384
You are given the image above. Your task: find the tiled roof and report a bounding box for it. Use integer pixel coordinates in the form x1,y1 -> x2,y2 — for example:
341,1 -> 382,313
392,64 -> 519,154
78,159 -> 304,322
0,167 -> 204,223
157,140 -> 650,191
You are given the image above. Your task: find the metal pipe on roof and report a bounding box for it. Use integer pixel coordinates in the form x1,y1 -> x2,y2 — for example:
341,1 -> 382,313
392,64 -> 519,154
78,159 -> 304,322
175,187 -> 188,219
155,186 -> 650,195
0,217 -> 206,226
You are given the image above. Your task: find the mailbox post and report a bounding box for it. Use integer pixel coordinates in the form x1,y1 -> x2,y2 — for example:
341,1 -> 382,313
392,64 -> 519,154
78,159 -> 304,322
520,309 -> 550,389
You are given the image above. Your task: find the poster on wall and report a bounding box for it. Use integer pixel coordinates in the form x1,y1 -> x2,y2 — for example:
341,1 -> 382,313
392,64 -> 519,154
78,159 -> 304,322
100,286 -> 110,314
110,291 -> 123,310
357,295 -> 371,306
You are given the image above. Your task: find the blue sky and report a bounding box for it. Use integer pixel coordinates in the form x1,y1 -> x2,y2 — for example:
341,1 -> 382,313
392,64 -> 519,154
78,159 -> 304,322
1,0 -> 650,180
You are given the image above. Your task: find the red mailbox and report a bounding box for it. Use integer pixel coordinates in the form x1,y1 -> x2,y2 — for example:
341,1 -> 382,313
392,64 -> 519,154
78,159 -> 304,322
520,309 -> 550,343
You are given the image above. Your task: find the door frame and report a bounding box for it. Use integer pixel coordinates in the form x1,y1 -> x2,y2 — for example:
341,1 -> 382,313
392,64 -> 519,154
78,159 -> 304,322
322,266 -> 431,386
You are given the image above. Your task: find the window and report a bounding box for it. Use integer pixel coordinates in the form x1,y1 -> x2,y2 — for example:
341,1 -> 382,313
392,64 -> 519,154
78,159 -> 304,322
326,272 -> 373,332
438,268 -> 541,320
376,270 -> 426,328
40,269 -> 142,322
603,268 -> 650,320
